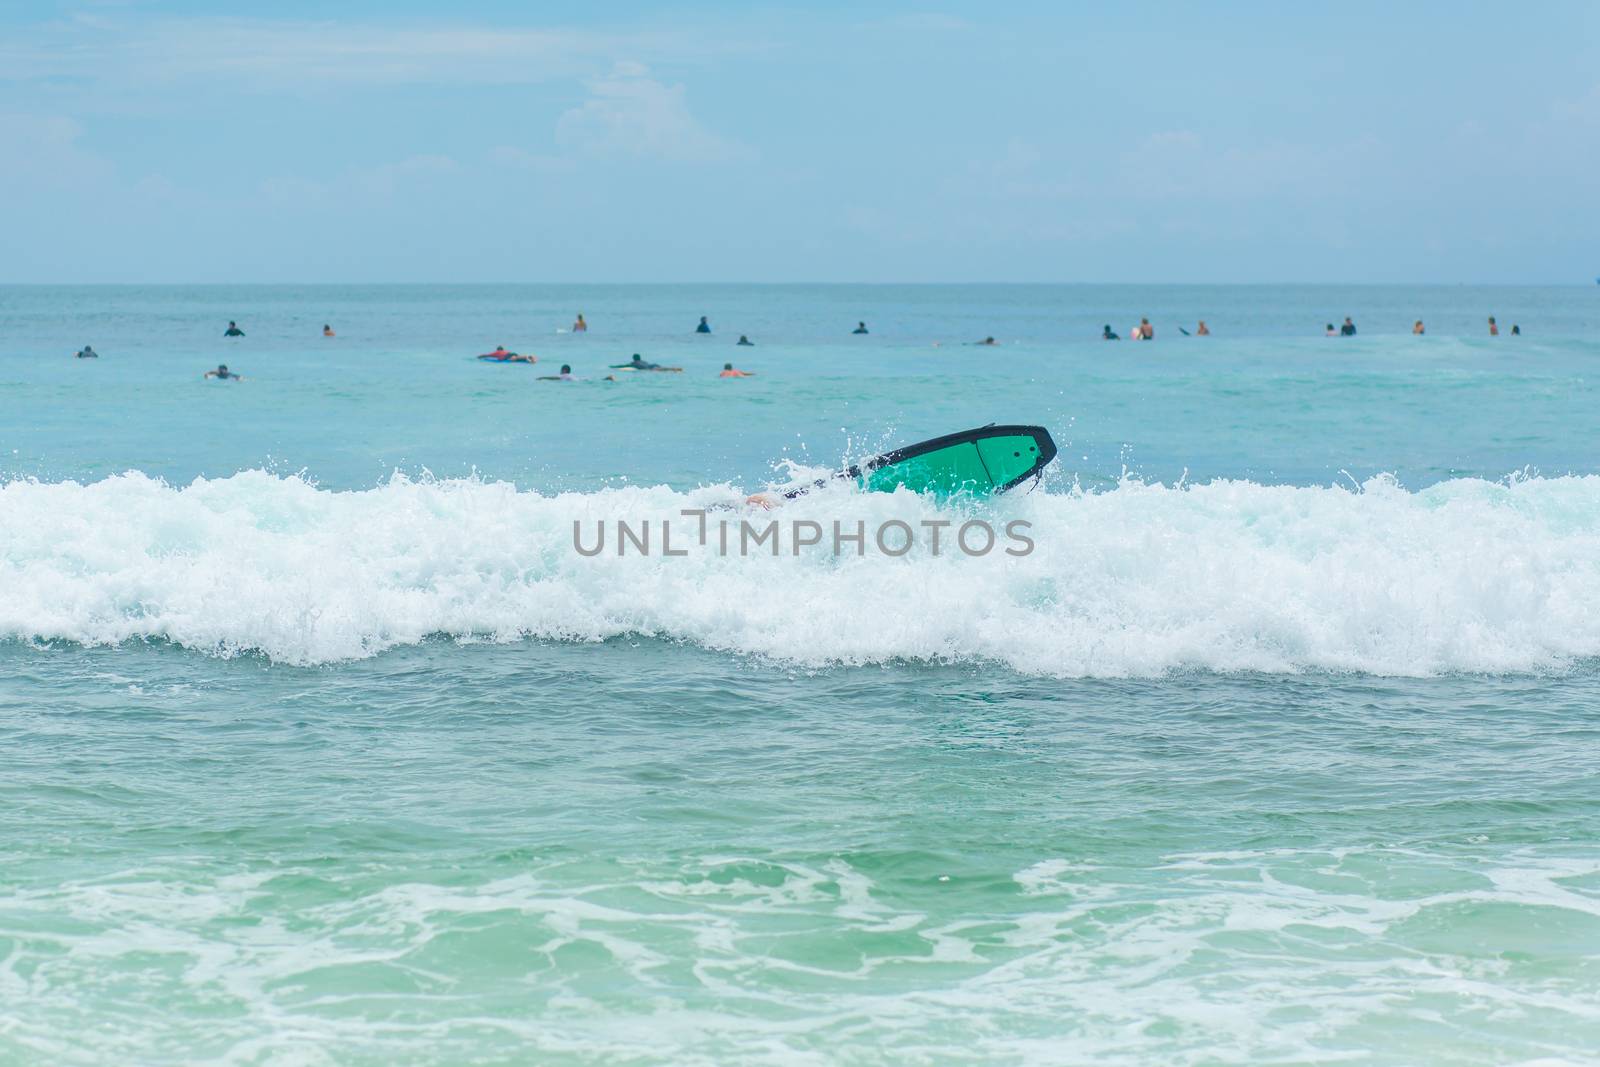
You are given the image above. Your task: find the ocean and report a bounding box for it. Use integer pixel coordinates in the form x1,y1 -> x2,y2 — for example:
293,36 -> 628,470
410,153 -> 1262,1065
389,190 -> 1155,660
3,284 -> 1600,1064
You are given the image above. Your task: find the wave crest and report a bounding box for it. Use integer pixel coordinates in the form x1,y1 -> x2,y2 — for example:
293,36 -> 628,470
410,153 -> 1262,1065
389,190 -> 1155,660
4,470 -> 1600,675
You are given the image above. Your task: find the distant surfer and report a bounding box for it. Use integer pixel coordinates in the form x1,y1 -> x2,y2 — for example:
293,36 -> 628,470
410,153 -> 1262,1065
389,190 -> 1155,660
1196,320 -> 1210,336
853,321 -> 869,334
1488,316 -> 1499,336
1325,323 -> 1337,337
1511,324 -> 1521,336
696,316 -> 712,334
204,364 -> 243,381
75,345 -> 99,359
224,321 -> 245,337
611,353 -> 682,372
1340,317 -> 1357,336
478,346 -> 536,363
1413,320 -> 1425,335
1137,318 -> 1154,340
323,324 -> 335,337
737,334 -> 753,346
1102,325 -> 1119,340
573,313 -> 587,332
720,362 -> 755,378
971,336 -> 999,346
538,364 -> 575,381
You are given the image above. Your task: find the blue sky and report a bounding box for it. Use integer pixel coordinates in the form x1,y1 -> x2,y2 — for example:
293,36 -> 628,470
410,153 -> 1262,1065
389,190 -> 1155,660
3,1 -> 1597,283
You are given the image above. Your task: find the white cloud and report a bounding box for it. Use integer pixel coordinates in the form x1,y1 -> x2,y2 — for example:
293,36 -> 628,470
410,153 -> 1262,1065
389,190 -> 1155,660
1121,129 -> 1366,201
0,113 -> 84,157
0,113 -> 111,187
555,62 -> 743,162
1552,82 -> 1600,125
257,153 -> 462,203
866,13 -> 973,32
486,146 -> 576,173
353,153 -> 460,196
0,17 -> 728,90
962,138 -> 1075,201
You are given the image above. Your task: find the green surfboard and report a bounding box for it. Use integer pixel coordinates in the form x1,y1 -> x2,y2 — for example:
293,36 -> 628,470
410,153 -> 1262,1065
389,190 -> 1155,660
787,424 -> 1058,500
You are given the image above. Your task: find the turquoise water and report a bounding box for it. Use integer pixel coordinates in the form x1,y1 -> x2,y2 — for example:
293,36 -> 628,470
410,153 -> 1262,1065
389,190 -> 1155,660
4,285 -> 1600,1063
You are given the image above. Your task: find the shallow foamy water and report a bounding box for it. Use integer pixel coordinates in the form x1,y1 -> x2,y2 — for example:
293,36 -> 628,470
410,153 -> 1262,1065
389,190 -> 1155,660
5,647 -> 1600,1064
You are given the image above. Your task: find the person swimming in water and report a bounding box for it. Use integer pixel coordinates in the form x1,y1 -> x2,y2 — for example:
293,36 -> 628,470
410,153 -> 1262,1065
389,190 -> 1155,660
1511,324 -> 1521,335
853,321 -> 869,335
224,321 -> 245,337
971,336 -> 998,346
720,362 -> 755,378
538,364 -> 575,381
573,313 -> 587,333
323,324 -> 335,337
1325,323 -> 1337,336
1138,318 -> 1154,340
1102,325 -> 1119,340
1340,317 -> 1357,336
204,364 -> 243,380
696,316 -> 712,334
1196,320 -> 1210,336
1413,320 -> 1425,335
75,345 -> 99,358
737,334 -> 753,346
1488,316 -> 1499,336
610,353 -> 683,372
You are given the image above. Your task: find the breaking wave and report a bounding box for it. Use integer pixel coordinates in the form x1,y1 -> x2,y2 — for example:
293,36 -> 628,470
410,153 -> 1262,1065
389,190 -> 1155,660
5,469 -> 1600,675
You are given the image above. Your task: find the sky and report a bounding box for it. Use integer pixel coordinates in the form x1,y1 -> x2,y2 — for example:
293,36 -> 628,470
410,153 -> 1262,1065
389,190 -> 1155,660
2,0 -> 1598,283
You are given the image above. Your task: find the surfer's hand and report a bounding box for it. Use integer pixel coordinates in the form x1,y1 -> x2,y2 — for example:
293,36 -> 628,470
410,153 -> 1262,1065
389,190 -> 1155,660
745,493 -> 775,509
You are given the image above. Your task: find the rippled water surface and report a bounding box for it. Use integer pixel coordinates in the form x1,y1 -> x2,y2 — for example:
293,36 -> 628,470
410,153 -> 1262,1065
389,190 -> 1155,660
3,284 -> 1600,1063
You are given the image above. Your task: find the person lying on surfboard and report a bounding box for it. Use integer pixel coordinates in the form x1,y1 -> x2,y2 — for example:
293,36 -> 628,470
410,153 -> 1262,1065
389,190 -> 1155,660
478,346 -> 536,363
610,354 -> 682,372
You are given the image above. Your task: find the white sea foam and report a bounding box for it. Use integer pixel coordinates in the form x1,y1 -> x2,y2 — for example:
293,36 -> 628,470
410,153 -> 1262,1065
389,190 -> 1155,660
12,849 -> 1600,1064
5,469 -> 1600,674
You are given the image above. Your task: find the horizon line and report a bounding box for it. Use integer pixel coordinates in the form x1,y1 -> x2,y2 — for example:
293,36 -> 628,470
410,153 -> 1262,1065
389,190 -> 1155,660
1,280 -> 1593,288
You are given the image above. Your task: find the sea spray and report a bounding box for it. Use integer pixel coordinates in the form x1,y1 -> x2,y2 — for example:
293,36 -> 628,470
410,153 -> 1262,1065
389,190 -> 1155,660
5,469 -> 1600,674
